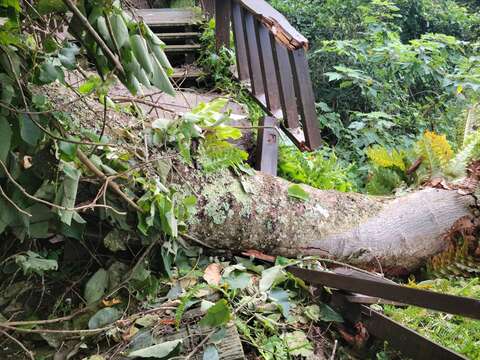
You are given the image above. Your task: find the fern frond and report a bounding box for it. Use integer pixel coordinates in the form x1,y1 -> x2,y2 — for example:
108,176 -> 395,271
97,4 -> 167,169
415,131 -> 453,175
366,146 -> 406,170
366,167 -> 403,195
198,137 -> 248,173
445,130 -> 480,178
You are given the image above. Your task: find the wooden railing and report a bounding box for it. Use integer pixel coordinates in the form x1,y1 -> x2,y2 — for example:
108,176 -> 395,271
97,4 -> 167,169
201,0 -> 321,166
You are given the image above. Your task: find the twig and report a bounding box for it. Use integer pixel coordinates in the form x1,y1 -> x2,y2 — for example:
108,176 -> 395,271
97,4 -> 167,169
184,329 -> 216,360
111,96 -> 176,113
0,159 -> 126,215
329,339 -> 338,360
0,323 -> 111,334
62,0 -> 125,76
0,306 -> 92,327
0,330 -> 35,360
0,184 -> 32,217
76,149 -> 143,212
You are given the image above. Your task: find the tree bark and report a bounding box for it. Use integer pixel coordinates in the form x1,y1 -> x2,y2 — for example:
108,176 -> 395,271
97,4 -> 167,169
176,167 -> 477,275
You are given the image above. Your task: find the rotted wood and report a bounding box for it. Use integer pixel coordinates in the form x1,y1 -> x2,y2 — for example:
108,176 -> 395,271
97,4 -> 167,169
231,1 -> 250,81
255,116 -> 279,176
235,0 -> 308,50
215,0 -> 231,50
154,308 -> 245,360
289,48 -> 322,150
242,12 -> 266,106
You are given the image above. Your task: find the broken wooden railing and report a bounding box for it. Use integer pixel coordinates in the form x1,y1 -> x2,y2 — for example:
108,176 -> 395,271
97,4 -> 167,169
201,0 -> 322,174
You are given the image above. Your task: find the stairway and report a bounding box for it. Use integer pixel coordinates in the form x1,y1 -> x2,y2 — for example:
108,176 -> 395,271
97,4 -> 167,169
136,8 -> 204,83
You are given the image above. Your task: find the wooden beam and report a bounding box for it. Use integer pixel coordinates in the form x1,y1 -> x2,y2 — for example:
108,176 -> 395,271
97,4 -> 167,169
215,0 -> 231,51
255,116 -> 278,176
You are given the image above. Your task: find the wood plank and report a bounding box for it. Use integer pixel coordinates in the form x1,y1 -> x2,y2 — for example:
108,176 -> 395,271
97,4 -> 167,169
165,44 -> 202,53
290,48 -> 321,150
215,0 -> 231,50
255,116 -> 278,176
243,12 -> 266,105
156,32 -> 200,40
235,0 -> 308,50
134,9 -> 202,27
272,39 -> 299,129
256,23 -> 281,114
231,1 -> 250,81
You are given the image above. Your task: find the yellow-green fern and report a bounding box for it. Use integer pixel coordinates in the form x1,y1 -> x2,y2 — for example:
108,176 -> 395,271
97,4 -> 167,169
366,146 -> 406,170
415,131 -> 453,175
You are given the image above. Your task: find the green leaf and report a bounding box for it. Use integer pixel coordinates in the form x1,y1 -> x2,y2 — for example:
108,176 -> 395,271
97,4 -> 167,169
56,163 -> 81,225
130,35 -> 154,75
36,0 -> 67,14
304,304 -> 320,321
0,116 -> 12,164
222,271 -> 251,290
38,61 -> 62,84
0,0 -> 20,11
14,251 -> 58,275
110,13 -> 129,48
79,76 -> 102,94
19,114 -> 43,146
128,339 -> 182,358
259,265 -> 286,292
287,184 -> 310,201
319,303 -> 343,322
269,288 -> 291,318
283,331 -> 313,357
203,345 -> 219,360
103,229 -> 128,252
88,307 -> 121,329
59,43 -> 79,70
199,299 -> 231,328
84,268 -> 108,304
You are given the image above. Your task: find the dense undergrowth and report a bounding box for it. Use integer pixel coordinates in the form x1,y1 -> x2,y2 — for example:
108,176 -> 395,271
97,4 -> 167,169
270,0 -> 480,192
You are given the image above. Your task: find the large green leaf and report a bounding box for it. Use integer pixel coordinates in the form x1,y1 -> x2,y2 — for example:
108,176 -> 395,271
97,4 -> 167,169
259,265 -> 286,292
110,13 -> 129,48
128,339 -> 182,358
56,163 -> 81,225
84,268 -> 108,304
14,251 -> 58,275
199,299 -> 231,328
88,307 -> 121,329
130,34 -> 154,75
0,116 -> 12,164
19,114 -> 43,146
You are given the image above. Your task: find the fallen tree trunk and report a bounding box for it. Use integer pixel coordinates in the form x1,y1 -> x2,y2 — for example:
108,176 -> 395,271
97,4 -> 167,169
174,166 -> 478,275
47,84 -> 479,275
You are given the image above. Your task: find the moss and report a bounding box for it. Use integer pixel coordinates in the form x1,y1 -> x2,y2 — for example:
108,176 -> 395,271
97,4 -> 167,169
194,170 -> 254,225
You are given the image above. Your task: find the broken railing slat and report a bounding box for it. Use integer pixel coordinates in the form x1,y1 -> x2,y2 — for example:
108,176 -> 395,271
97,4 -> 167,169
289,48 -> 322,150
231,1 -> 250,81
256,22 -> 282,114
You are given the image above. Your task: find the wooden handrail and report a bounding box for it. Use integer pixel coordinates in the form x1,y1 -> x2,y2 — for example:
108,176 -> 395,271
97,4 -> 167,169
237,0 -> 308,50
201,0 -> 322,170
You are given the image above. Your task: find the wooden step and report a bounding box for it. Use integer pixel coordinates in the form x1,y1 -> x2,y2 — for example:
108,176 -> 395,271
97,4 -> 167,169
165,44 -> 201,53
156,32 -> 201,41
171,66 -> 204,81
134,8 -> 202,27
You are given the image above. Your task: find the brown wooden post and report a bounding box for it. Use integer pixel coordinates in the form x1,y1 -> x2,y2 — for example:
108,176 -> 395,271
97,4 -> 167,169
201,0 -> 215,19
255,116 -> 278,176
215,0 -> 231,51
